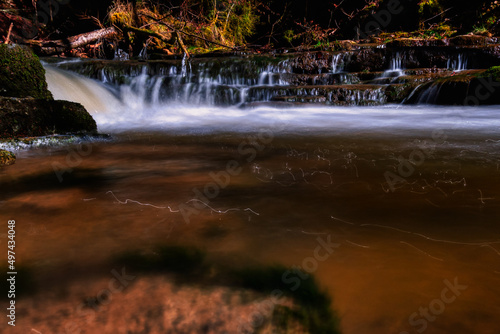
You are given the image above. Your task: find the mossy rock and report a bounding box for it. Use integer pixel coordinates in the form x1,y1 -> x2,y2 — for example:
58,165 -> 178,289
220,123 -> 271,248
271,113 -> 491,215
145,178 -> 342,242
0,97 -> 97,138
0,44 -> 53,100
0,150 -> 15,166
479,66 -> 500,81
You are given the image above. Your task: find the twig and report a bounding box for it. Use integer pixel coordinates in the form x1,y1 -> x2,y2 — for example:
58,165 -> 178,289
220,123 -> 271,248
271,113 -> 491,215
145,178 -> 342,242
422,7 -> 453,24
4,22 -> 13,44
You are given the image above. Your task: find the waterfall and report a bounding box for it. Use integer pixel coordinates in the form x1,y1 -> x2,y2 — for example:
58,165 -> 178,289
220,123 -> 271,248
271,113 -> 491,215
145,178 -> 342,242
257,60 -> 290,86
43,64 -> 122,114
382,52 -> 405,78
447,53 -> 468,71
331,54 -> 343,73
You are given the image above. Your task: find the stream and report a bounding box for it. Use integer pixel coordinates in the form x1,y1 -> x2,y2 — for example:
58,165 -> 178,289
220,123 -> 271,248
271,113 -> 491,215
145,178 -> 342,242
1,54 -> 500,334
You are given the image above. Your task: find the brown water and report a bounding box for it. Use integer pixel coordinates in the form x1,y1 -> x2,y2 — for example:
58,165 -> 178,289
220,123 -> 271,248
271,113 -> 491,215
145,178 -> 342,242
2,130 -> 500,333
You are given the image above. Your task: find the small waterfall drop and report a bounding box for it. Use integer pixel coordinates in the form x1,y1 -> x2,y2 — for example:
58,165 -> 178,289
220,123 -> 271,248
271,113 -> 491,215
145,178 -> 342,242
43,64 -> 122,114
382,52 -> 405,78
332,54 -> 343,73
447,53 -> 468,71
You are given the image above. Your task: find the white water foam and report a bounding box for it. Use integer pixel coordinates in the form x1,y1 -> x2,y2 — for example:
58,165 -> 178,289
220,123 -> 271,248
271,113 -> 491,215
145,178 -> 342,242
43,64 -> 500,135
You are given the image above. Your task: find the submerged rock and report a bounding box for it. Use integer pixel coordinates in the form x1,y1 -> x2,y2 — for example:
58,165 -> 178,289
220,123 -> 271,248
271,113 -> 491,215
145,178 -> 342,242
0,44 -> 53,100
0,149 -> 15,166
0,97 -> 97,137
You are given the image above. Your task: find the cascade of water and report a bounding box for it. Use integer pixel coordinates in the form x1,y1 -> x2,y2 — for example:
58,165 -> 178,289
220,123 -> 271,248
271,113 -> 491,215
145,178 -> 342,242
382,52 -> 405,78
138,46 -> 148,60
43,64 -> 122,113
47,54 -> 393,110
332,54 -> 343,73
180,53 -> 190,78
257,61 -> 290,86
447,53 -> 468,71
414,82 -> 443,104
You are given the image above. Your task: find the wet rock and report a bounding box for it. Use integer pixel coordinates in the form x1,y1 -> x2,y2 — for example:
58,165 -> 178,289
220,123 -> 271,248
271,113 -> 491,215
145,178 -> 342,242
482,44 -> 500,59
0,44 -> 53,99
247,84 -> 387,106
404,69 -> 500,105
0,150 -> 15,166
386,38 -> 449,48
448,35 -> 495,47
279,73 -> 360,86
343,48 -> 385,72
287,52 -> 333,74
0,97 -> 97,138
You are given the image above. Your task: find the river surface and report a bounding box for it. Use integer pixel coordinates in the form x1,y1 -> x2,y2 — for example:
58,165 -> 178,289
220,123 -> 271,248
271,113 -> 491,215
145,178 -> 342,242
1,64 -> 500,334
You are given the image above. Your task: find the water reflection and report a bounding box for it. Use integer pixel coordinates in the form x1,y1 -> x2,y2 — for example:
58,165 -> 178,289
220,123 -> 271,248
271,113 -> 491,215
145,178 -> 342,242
1,131 -> 500,333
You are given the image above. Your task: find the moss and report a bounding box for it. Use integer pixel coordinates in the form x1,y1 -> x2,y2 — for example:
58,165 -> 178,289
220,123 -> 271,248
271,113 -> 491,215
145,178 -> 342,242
0,44 -> 53,100
480,66 -> 500,81
0,150 -> 16,166
418,0 -> 443,23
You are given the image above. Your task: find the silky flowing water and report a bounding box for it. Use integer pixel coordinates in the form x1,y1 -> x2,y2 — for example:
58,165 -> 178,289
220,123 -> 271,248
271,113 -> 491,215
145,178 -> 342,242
1,60 -> 500,333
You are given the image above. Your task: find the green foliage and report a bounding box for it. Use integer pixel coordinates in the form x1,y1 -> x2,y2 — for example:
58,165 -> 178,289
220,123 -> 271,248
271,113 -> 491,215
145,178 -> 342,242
379,22 -> 456,41
418,0 -> 443,15
207,0 -> 258,46
420,23 -> 455,39
479,66 -> 500,81
472,25 -> 489,35
284,29 -> 295,45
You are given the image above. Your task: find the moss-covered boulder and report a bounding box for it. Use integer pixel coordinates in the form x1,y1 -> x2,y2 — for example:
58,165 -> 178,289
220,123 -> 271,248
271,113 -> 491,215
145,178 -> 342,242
479,65 -> 500,81
0,44 -> 53,100
0,97 -> 97,137
0,150 -> 15,166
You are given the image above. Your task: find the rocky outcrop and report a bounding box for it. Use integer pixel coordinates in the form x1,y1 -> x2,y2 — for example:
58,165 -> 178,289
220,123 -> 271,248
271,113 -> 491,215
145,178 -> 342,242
0,97 -> 97,137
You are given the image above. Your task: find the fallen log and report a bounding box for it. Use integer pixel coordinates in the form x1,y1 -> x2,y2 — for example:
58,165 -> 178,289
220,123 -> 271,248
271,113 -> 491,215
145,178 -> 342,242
25,27 -> 118,55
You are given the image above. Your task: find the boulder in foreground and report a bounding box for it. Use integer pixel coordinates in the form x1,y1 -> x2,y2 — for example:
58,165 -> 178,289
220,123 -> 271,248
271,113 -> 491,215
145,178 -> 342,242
0,97 -> 97,138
